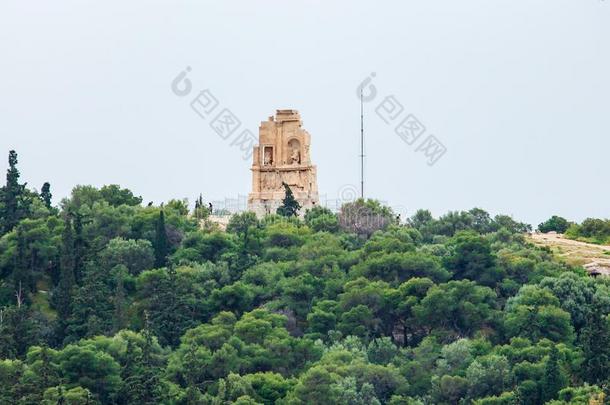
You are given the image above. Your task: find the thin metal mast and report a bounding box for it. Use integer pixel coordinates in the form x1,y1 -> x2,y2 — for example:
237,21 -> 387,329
360,89 -> 364,199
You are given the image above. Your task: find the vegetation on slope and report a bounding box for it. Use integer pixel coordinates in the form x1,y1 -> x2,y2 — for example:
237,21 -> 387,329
565,219 -> 610,246
1,150 -> 609,405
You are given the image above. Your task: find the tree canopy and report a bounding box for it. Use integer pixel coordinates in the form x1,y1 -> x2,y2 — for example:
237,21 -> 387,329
0,150 -> 608,404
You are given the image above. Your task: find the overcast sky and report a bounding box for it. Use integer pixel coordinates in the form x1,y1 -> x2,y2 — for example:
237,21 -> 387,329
1,0 -> 608,225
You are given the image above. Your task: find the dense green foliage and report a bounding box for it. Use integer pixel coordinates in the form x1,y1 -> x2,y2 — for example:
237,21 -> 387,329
565,218 -> 610,245
538,216 -> 571,234
1,150 -> 609,404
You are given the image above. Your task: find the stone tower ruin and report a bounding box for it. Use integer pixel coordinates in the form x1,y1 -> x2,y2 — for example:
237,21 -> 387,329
247,109 -> 319,217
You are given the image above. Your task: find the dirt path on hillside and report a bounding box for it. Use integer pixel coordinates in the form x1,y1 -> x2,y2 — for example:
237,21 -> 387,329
529,233 -> 610,276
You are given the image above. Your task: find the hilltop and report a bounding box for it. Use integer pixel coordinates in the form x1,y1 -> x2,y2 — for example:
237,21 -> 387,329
530,232 -> 610,276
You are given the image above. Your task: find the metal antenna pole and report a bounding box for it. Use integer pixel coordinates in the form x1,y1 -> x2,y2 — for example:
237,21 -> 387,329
360,89 -> 364,199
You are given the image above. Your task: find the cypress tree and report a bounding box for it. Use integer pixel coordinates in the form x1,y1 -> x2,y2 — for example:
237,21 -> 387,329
1,150 -> 29,233
55,216 -> 76,342
0,307 -> 17,358
0,303 -> 38,358
13,224 -> 33,300
111,265 -> 129,333
57,386 -> 65,405
147,266 -> 193,346
140,318 -> 162,404
193,194 -> 208,221
541,345 -> 566,402
581,300 -> 610,384
121,315 -> 162,404
119,339 -> 140,403
38,345 -> 58,390
154,209 -> 169,268
67,263 -> 113,341
40,182 -> 52,209
276,182 -> 301,217
19,344 -> 60,402
4,150 -> 21,227
72,213 -> 87,284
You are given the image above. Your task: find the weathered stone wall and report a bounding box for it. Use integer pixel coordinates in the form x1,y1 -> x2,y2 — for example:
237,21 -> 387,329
247,110 -> 319,217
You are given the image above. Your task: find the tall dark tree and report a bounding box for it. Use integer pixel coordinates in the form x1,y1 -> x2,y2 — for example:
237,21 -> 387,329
154,209 -> 169,268
140,319 -> 163,402
120,340 -> 145,404
145,267 -> 194,346
277,182 -> 301,217
0,304 -> 39,358
112,266 -> 129,333
54,216 -> 76,342
13,224 -> 33,299
0,307 -> 17,358
541,345 -> 566,403
193,193 -> 209,221
66,263 -> 113,342
40,182 -> 52,209
18,344 -> 60,403
37,345 -> 59,391
121,317 -> 162,404
1,150 -> 30,233
226,211 -> 261,271
580,300 -> 610,384
72,213 -> 87,284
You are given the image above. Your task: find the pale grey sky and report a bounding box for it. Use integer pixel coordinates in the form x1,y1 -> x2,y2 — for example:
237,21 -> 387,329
1,0 -> 608,225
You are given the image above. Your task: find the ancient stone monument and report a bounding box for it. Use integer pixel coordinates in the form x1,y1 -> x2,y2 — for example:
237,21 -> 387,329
248,109 -> 319,216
